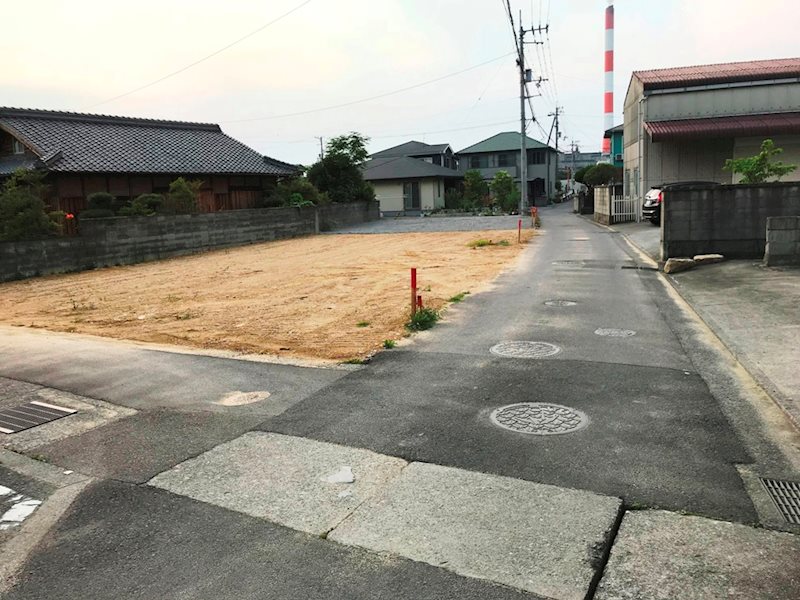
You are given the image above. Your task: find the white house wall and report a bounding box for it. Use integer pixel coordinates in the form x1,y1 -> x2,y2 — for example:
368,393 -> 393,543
372,181 -> 405,214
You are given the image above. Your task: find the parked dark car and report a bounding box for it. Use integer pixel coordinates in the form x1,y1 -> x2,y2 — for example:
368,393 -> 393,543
642,181 -> 722,225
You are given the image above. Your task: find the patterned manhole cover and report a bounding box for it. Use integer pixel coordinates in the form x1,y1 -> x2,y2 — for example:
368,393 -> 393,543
491,403 -> 589,435
490,341 -> 562,359
544,300 -> 578,307
594,328 -> 637,337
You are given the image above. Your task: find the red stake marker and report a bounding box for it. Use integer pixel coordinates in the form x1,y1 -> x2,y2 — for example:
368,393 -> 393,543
410,268 -> 417,317
518,219 -> 522,243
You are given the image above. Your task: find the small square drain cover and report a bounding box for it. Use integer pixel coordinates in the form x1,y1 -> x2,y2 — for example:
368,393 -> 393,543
0,401 -> 76,434
760,478 -> 800,524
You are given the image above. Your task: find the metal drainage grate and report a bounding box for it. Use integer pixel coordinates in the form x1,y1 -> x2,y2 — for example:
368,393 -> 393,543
491,403 -> 589,435
760,478 -> 800,524
0,401 -> 76,434
490,341 -> 562,359
544,300 -> 578,307
595,328 -> 637,338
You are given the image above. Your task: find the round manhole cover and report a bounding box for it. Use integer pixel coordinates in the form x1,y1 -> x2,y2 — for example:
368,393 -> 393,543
594,328 -> 636,337
491,403 -> 589,435
544,300 -> 578,307
490,341 -> 562,359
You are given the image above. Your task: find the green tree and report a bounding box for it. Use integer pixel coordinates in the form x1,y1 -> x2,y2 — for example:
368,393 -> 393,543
326,132 -> 370,164
162,177 -> 202,214
583,163 -> 621,186
308,133 -> 375,203
0,169 -> 59,241
574,165 -> 591,184
273,177 -> 324,206
463,169 -> 488,208
489,170 -> 519,212
724,139 -> 797,183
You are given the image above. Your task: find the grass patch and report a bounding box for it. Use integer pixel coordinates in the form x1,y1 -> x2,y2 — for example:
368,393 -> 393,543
448,291 -> 470,303
406,307 -> 439,331
356,321 -> 370,328
342,358 -> 368,365
467,238 -> 510,248
497,239 -> 510,246
383,339 -> 396,349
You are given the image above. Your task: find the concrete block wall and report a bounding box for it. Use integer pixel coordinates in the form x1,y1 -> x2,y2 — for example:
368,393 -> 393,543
0,201 -> 379,282
594,186 -> 612,226
661,183 -> 800,260
765,216 -> 800,266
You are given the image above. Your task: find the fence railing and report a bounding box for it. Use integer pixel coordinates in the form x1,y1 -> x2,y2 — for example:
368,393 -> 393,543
611,196 -> 641,224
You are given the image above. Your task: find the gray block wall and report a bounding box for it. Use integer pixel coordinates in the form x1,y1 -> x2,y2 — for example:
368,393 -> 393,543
764,216 -> 800,266
661,183 -> 800,260
0,201 -> 379,282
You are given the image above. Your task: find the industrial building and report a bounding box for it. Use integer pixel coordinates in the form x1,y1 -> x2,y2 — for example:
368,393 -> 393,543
622,57 -> 800,200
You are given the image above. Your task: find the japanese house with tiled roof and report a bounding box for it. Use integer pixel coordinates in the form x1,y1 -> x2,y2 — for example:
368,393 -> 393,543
623,57 -> 800,200
0,107 -> 299,214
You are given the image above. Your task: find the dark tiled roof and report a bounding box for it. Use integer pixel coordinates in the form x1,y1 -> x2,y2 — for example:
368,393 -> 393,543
0,107 -> 299,176
457,132 -> 554,154
0,154 -> 40,176
362,156 -> 463,181
645,112 -> 800,141
634,57 -> 800,90
604,124 -> 624,137
371,141 -> 451,159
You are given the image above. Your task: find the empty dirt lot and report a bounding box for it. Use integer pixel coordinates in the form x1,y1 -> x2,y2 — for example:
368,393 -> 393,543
0,229 -> 532,361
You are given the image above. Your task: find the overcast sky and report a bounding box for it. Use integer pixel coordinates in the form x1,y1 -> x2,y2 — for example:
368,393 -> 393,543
3,0 -> 796,164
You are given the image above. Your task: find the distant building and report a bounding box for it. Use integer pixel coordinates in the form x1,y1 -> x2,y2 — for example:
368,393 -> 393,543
623,57 -> 800,200
558,151 -> 603,176
604,124 -> 624,168
363,141 -> 461,216
457,132 -> 557,207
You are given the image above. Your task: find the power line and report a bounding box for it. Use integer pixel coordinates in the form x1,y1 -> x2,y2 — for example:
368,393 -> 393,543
219,52 -> 514,124
86,0 -> 314,109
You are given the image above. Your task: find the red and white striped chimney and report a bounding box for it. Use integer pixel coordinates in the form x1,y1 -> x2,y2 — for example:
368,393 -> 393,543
602,0 -> 614,157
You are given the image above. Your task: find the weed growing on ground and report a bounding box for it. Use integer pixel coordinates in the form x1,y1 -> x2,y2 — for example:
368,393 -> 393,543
342,358 -> 367,365
497,239 -> 510,246
356,321 -> 370,328
448,291 -> 470,303
175,311 -> 198,321
467,238 -> 510,248
383,339 -> 396,349
406,307 -> 439,331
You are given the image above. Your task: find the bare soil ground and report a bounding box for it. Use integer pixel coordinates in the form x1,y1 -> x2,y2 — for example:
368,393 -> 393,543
0,230 -> 532,361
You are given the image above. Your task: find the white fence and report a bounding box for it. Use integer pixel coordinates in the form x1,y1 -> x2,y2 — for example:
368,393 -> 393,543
611,196 -> 641,224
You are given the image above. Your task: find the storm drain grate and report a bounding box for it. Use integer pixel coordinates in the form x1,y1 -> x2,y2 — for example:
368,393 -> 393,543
760,478 -> 800,524
0,401 -> 76,434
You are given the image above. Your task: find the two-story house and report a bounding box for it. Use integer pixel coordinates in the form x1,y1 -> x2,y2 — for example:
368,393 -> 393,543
456,132 -> 557,207
362,141 -> 462,216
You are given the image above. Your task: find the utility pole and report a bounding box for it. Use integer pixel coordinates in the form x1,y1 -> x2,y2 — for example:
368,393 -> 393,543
548,107 -> 562,200
518,17 -> 528,215
569,140 -> 579,194
315,136 -> 325,160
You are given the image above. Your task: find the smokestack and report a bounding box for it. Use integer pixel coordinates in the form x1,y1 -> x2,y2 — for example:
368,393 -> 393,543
603,0 -> 614,157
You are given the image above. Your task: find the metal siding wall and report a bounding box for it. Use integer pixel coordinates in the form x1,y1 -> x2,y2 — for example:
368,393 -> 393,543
647,83 -> 800,121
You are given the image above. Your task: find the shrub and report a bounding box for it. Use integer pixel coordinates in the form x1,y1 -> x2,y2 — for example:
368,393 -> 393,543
87,192 -> 115,211
444,188 -> 463,210
724,139 -> 797,183
307,152 -> 375,203
490,170 -> 519,213
406,307 -> 439,331
463,170 -> 488,207
0,169 -> 59,241
272,178 -> 322,206
161,177 -> 202,214
118,193 -> 163,216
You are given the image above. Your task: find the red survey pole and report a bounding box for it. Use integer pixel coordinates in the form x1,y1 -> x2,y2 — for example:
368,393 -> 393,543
410,268 -> 417,317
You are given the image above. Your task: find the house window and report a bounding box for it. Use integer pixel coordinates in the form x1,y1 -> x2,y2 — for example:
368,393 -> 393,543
12,139 -> 24,155
528,150 -> 545,165
497,153 -> 516,168
469,155 -> 488,169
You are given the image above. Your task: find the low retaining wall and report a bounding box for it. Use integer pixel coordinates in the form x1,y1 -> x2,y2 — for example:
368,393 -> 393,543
765,216 -> 800,266
593,186 -> 612,225
661,183 -> 800,260
0,201 -> 380,282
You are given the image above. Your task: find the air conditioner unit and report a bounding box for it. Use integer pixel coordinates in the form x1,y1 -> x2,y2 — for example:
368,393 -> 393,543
614,154 -> 623,163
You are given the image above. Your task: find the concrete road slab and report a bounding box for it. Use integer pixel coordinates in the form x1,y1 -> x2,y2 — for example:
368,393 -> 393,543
329,461 -> 622,600
32,410 -> 258,483
595,509 -> 800,600
5,480 -> 541,600
149,432 -> 407,536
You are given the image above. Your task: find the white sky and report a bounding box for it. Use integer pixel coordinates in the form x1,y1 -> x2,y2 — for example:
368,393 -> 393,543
3,0 -> 797,164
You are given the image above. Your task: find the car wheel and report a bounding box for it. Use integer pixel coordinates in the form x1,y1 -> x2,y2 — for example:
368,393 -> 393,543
649,218 -> 660,226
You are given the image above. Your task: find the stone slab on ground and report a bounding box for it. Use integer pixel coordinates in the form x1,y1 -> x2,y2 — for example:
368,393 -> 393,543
329,461 -> 622,600
595,509 -> 800,600
149,432 -> 407,536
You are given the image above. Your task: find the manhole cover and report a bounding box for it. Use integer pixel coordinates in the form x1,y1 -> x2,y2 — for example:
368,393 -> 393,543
0,401 -> 76,434
760,478 -> 800,524
490,341 -> 562,359
594,328 -> 637,337
544,300 -> 578,307
491,403 -> 589,435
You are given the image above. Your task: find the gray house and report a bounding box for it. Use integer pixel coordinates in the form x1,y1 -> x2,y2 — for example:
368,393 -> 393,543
363,141 -> 462,216
457,132 -> 557,206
